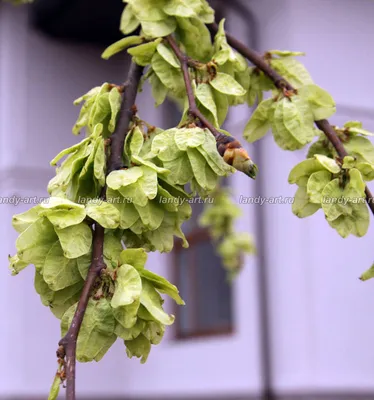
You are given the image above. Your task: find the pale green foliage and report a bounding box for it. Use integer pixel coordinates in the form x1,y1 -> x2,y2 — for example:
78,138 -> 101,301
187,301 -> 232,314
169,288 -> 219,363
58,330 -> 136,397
12,211 -> 183,363
360,263 -> 374,281
244,86 -> 335,150
289,153 -> 370,238
199,188 -> 256,279
128,39 -> 163,66
48,373 -> 61,400
210,72 -> 246,96
176,15 -> 212,61
268,50 -> 305,57
101,36 -> 143,60
298,84 -> 336,120
48,124 -> 108,203
10,0 -> 374,375
217,233 -> 255,278
308,122 -> 374,164
343,121 -> 374,137
61,299 -> 117,362
120,0 -> 214,40
306,122 -> 374,241
72,84 -> 122,136
103,123 -> 201,252
10,95 -> 196,363
151,126 -> 234,196
270,54 -> 313,88
240,53 -> 372,240
271,95 -> 315,150
243,98 -> 273,143
85,201 -> 120,229
247,67 -> 274,106
103,15 -> 252,128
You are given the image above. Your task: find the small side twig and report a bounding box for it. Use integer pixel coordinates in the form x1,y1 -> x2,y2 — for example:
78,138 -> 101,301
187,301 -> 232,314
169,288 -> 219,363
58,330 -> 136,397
166,35 -> 257,178
57,61 -> 144,400
166,35 -> 220,136
208,23 -> 374,214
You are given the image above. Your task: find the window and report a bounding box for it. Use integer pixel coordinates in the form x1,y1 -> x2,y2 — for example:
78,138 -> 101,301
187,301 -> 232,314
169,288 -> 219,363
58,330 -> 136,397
162,98 -> 234,340
173,225 -> 234,339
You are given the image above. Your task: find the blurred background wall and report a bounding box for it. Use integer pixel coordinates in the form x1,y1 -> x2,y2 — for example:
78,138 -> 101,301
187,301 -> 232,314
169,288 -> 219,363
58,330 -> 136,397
1,0 -> 374,399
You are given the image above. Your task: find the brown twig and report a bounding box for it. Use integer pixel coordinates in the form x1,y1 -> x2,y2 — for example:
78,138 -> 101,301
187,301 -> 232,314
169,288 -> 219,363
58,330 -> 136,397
209,24 -> 291,91
57,61 -> 144,400
109,62 -> 144,173
58,224 -> 105,399
166,36 -> 220,135
208,23 -> 374,214
166,35 -> 257,179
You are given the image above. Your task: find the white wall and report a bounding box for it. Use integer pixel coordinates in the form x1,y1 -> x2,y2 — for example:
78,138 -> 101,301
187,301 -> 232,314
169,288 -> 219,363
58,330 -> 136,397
249,0 -> 374,394
3,0 -> 374,398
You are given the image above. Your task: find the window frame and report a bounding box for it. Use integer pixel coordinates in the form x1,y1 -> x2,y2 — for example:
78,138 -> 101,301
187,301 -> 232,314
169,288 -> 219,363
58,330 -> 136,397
172,228 -> 235,340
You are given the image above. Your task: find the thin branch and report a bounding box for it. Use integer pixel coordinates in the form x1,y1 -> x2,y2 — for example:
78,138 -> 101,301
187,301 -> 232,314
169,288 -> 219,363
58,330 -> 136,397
166,36 -> 220,135
314,119 -> 348,158
166,35 -> 257,179
57,61 -> 144,400
208,23 -> 374,214
58,224 -> 105,399
109,62 -> 144,173
209,24 -> 291,91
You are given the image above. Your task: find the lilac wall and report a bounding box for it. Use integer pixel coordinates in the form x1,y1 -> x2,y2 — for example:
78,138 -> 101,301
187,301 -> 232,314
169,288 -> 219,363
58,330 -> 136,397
1,0 -> 374,398
249,0 -> 374,394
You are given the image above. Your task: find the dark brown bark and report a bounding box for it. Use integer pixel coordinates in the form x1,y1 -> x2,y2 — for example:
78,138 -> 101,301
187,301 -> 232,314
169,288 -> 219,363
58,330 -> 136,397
57,61 -> 144,400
